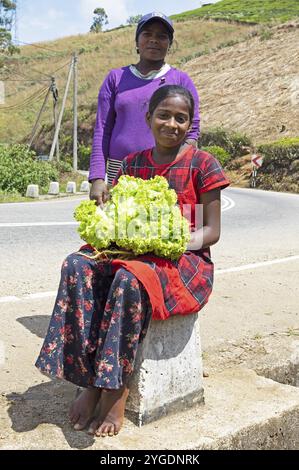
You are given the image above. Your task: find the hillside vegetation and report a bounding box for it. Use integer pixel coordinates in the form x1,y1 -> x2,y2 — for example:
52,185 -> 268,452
184,21 -> 299,144
0,19 -> 255,151
172,0 -> 299,24
1,0 -> 299,159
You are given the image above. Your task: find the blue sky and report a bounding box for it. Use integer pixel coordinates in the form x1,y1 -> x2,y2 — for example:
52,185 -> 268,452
16,0 -> 220,44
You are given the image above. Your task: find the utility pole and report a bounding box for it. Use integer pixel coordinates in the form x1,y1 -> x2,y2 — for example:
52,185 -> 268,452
51,77 -> 60,160
49,58 -> 74,161
14,0 -> 18,42
73,52 -> 78,171
28,85 -> 51,149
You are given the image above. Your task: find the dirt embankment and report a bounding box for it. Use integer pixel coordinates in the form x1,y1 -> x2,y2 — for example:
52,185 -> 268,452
184,22 -> 299,145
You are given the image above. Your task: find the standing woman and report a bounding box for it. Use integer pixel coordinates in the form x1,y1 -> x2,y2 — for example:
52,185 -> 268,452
89,12 -> 200,205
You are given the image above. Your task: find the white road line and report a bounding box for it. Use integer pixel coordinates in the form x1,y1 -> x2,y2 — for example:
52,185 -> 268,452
0,296 -> 20,303
221,195 -> 235,212
228,187 -> 299,198
1,254 -> 298,305
0,292 -> 56,303
23,291 -> 57,300
0,197 -> 235,228
0,196 -> 87,208
215,254 -> 299,275
0,222 -> 78,227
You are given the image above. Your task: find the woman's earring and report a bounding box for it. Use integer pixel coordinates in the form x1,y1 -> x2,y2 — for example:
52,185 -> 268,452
136,47 -> 140,54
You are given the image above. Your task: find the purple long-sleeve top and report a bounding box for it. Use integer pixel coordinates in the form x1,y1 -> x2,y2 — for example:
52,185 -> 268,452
89,66 -> 200,181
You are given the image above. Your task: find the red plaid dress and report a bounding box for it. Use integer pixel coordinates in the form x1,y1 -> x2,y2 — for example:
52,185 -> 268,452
113,144 -> 230,319
35,145 -> 229,388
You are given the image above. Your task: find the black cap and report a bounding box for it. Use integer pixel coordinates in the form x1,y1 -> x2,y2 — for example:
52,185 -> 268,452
135,12 -> 174,41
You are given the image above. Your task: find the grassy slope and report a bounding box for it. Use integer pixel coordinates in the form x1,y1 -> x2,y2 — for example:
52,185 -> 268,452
1,1 -> 299,154
171,0 -> 299,24
183,23 -> 299,144
0,20 -> 255,151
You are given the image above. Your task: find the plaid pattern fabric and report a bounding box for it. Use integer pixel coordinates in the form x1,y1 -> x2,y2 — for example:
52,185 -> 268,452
113,145 -> 230,315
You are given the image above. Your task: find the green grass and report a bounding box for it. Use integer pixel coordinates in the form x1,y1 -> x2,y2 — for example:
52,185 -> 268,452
59,173 -> 87,193
0,191 -> 34,203
171,0 -> 299,24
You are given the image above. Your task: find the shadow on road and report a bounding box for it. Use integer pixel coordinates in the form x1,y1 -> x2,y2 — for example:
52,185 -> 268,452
17,315 -> 51,339
6,379 -> 96,449
8,315 -> 95,449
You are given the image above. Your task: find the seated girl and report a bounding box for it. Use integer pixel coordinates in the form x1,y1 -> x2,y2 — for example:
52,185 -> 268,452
35,85 -> 229,437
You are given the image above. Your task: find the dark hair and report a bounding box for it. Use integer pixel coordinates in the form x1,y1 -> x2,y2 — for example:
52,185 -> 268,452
148,85 -> 194,121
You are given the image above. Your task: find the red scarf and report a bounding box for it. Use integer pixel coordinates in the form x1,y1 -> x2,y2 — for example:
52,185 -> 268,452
80,246 -> 199,320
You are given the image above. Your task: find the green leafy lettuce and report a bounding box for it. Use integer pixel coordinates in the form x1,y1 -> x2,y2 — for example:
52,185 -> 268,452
74,175 -> 190,260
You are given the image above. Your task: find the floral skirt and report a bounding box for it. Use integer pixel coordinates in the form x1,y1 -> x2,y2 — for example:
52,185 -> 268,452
35,251 -> 152,389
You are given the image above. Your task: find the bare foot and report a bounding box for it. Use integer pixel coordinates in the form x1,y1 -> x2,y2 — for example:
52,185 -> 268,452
69,387 -> 102,431
88,385 -> 129,437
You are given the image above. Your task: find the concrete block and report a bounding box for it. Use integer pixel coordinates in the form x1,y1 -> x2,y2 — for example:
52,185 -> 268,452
25,184 -> 39,198
126,313 -> 204,426
48,182 -> 59,195
66,182 -> 76,194
80,181 -> 90,192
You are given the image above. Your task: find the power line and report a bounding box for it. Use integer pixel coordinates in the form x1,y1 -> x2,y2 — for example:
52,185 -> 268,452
8,1 -> 58,52
0,67 -> 48,82
51,60 -> 72,75
0,61 -> 71,105
1,56 -> 71,82
0,89 -> 48,111
28,67 -> 53,79
1,57 -> 52,80
7,66 -> 51,80
1,78 -> 49,82
0,85 -> 49,110
12,39 -> 63,54
0,58 -> 72,111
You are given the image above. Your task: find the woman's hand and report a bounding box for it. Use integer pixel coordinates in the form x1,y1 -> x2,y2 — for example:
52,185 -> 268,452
89,179 -> 110,208
185,138 -> 198,148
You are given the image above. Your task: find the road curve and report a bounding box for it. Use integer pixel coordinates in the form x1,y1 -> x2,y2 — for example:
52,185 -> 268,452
0,188 -> 299,297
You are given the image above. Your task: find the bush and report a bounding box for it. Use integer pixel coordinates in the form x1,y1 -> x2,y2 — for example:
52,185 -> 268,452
52,159 -> 73,174
258,137 -> 299,163
199,127 -> 252,158
78,144 -> 91,171
259,28 -> 274,41
256,138 -> 299,192
201,145 -> 231,166
0,144 -> 59,195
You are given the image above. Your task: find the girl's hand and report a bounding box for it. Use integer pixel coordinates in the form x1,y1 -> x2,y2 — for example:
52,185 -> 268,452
186,188 -> 222,251
187,230 -> 203,251
90,179 -> 110,208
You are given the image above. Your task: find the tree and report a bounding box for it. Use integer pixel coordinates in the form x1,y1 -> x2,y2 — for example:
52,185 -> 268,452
126,14 -> 142,25
0,0 -> 18,55
90,7 -> 108,33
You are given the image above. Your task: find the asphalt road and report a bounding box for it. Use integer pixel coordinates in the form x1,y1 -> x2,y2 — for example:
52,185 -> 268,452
0,188 -> 299,298
1,187 -> 299,451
